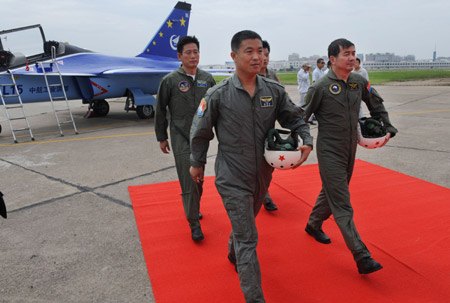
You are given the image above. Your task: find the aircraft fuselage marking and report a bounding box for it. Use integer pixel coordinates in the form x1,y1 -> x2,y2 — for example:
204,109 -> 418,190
90,80 -> 108,97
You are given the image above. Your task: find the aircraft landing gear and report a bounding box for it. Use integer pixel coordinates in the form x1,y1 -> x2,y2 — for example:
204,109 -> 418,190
125,91 -> 154,119
92,99 -> 110,117
136,105 -> 154,119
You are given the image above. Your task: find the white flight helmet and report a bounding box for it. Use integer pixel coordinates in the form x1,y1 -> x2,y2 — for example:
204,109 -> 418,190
357,117 -> 388,149
264,129 -> 303,170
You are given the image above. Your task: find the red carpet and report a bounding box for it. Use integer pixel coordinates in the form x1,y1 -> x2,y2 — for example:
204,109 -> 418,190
128,160 -> 450,303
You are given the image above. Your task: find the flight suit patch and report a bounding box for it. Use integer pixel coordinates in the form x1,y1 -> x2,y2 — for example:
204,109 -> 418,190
348,82 -> 359,90
178,80 -> 191,92
197,80 -> 207,87
260,96 -> 273,107
329,83 -> 341,95
197,98 -> 207,117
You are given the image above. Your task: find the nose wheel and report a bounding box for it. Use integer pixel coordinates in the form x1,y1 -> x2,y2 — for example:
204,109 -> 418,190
92,99 -> 110,117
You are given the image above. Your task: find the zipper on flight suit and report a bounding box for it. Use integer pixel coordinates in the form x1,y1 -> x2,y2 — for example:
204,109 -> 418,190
345,82 -> 355,167
251,93 -> 261,197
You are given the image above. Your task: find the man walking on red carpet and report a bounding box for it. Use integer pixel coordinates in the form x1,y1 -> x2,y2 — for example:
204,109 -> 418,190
154,36 -> 216,242
302,38 -> 398,274
190,30 -> 313,303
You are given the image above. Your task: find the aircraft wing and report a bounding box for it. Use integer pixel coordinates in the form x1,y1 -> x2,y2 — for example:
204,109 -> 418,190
204,68 -> 235,77
101,68 -> 175,75
14,70 -> 98,76
6,53 -> 180,77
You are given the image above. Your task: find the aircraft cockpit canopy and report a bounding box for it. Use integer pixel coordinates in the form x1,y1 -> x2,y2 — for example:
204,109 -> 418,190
0,24 -> 91,70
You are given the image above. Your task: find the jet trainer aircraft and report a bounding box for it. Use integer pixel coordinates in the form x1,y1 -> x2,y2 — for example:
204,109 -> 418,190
0,1 -> 194,138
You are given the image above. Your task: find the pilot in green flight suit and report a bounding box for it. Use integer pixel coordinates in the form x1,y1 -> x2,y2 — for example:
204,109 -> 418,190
190,31 -> 313,303
154,36 -> 215,241
302,38 -> 398,274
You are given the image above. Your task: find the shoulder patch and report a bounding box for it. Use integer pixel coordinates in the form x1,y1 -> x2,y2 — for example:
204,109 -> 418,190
197,98 -> 207,117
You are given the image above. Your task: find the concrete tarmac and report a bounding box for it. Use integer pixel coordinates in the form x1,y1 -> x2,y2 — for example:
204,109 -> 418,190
1,84 -> 449,302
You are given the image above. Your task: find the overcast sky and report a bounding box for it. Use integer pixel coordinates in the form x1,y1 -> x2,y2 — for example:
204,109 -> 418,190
2,0 -> 449,65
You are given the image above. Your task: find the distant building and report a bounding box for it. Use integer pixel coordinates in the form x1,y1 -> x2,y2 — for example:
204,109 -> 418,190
288,53 -> 300,62
269,53 -> 329,72
205,50 -> 449,71
364,52 -> 415,63
363,61 -> 450,70
365,53 -> 396,62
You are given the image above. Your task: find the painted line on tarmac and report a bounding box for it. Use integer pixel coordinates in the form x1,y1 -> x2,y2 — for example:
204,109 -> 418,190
0,131 -> 155,147
1,109 -> 449,148
0,120 -> 141,142
388,91 -> 450,109
386,144 -> 450,154
391,109 -> 450,116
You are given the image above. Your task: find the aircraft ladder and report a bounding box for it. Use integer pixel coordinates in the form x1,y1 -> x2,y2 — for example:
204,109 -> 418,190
0,69 -> 35,143
38,46 -> 78,136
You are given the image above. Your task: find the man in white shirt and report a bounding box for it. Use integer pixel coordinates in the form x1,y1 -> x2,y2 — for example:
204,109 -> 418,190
297,62 -> 314,124
312,58 -> 326,83
354,57 -> 369,80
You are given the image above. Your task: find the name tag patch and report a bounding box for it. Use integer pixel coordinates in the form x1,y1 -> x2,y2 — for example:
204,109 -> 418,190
197,80 -> 207,87
260,96 -> 273,107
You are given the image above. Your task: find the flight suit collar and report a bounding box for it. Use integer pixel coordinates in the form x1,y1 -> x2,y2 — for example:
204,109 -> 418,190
231,73 -> 264,96
177,65 -> 198,78
327,68 -> 359,84
326,69 -> 340,81
231,73 -> 244,90
347,72 -> 359,83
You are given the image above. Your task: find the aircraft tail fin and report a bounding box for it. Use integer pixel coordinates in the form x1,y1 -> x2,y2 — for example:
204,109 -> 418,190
137,2 -> 191,59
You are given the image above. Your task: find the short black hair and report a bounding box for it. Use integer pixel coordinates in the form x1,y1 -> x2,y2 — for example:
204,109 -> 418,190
262,40 -> 270,53
356,58 -> 361,63
328,38 -> 354,58
177,36 -> 199,54
231,30 -> 262,53
317,58 -> 324,63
